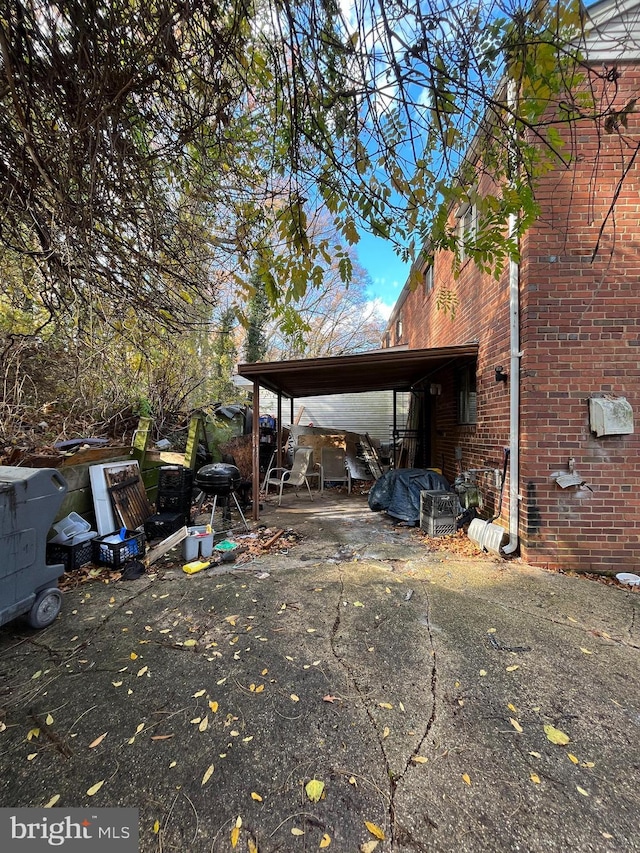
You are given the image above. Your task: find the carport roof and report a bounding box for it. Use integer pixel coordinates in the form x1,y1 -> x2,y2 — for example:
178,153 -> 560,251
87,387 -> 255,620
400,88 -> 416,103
237,343 -> 478,398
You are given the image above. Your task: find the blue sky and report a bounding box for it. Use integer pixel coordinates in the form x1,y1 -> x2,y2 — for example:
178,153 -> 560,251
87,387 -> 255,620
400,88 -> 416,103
358,231 -> 410,321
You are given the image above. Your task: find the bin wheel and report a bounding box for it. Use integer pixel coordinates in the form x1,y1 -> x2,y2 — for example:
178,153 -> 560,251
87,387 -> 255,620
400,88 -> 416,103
27,589 -> 62,629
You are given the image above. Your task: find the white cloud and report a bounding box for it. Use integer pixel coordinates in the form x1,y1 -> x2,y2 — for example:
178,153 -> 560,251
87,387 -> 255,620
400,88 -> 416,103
366,298 -> 394,321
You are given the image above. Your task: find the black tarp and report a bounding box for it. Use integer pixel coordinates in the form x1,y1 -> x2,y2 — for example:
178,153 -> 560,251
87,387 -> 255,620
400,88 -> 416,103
368,469 -> 451,524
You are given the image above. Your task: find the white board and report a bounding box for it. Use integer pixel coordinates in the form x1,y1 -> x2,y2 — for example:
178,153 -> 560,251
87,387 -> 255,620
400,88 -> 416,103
89,460 -> 141,535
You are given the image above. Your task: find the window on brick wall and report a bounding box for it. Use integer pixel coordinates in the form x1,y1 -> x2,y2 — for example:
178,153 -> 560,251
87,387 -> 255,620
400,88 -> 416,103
456,202 -> 477,263
423,260 -> 434,293
457,365 -> 477,425
395,315 -> 403,344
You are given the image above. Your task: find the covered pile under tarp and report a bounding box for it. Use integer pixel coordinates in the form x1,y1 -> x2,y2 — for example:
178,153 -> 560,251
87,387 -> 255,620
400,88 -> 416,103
368,468 -> 451,524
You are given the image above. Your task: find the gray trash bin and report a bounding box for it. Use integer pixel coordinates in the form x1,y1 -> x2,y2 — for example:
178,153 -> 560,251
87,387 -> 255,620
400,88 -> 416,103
0,466 -> 68,629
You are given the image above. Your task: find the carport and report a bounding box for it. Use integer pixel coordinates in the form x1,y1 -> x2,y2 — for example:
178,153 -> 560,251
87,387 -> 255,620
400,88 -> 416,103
237,344 -> 478,519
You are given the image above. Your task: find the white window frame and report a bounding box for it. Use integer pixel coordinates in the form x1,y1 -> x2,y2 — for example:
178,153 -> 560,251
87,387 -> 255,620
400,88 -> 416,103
457,365 -> 477,425
457,201 -> 477,263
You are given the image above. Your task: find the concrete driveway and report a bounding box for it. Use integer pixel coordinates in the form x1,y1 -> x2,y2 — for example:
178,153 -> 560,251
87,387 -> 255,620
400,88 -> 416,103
0,493 -> 638,852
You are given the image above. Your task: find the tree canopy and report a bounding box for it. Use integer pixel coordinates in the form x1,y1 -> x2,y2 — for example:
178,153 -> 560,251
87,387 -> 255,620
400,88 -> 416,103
0,0 -> 632,339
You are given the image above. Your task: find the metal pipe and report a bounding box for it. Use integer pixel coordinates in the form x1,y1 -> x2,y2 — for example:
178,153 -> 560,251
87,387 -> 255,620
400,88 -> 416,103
503,213 -> 521,555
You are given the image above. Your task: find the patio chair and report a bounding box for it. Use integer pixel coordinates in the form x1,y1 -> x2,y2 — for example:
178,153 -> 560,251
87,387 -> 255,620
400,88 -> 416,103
320,446 -> 352,494
264,447 -> 316,506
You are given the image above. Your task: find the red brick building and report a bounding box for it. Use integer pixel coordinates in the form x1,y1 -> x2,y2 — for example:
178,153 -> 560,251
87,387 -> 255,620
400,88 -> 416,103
384,0 -> 640,572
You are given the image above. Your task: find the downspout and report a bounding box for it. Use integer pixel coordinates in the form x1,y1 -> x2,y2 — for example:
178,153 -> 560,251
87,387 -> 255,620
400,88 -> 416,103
502,76 -> 521,555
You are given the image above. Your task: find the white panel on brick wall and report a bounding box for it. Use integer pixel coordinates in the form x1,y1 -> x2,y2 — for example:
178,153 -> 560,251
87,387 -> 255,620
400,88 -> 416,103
588,396 -> 634,437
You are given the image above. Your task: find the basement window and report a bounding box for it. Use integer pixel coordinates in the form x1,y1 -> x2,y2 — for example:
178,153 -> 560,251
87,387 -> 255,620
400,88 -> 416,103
457,365 -> 477,425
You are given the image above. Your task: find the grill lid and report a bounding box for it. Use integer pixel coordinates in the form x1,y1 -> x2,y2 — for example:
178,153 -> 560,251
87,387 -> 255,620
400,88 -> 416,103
195,463 -> 241,495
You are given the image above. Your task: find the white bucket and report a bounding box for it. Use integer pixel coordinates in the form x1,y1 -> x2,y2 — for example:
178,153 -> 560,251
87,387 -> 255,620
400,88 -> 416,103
468,518 -> 508,556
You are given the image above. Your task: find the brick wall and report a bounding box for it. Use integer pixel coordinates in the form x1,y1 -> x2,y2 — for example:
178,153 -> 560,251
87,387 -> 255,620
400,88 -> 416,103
386,65 -> 640,572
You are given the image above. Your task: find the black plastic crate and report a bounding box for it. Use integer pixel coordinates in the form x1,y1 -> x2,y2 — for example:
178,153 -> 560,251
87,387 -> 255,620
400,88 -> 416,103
144,512 -> 187,541
92,530 -> 145,567
420,490 -> 458,518
157,492 -> 192,514
46,539 -> 95,571
423,516 -> 456,537
158,466 -> 193,493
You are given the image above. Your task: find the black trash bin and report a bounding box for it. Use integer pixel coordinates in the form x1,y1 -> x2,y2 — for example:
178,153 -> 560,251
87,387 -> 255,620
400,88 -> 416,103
0,466 -> 68,629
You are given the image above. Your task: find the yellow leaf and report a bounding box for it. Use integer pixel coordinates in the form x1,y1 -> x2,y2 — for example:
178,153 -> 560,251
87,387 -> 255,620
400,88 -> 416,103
130,652 -> 138,660
507,703 -> 518,713
199,716 -> 209,732
89,732 -> 107,749
135,723 -> 144,734
382,726 -> 390,739
251,792 -> 263,801
580,647 -> 593,655
86,780 -> 104,796
349,776 -> 357,785
32,670 -> 42,679
261,668 -> 268,675
290,694 -> 300,702
378,702 -> 393,710
137,666 -> 148,677
479,669 -> 487,677
231,826 -> 240,848
249,683 -> 256,692
568,753 -> 579,764
353,601 -> 364,607
45,713 -> 54,725
190,717 -> 202,724
112,681 -> 123,687
576,786 -> 589,796
183,639 -> 197,647
582,761 -> 595,768
193,689 -> 206,697
291,827 -> 304,836
169,761 -> 177,768
530,773 -> 541,784
255,684 -> 265,693
360,843 -> 379,853
364,821 -> 385,840
462,773 -> 471,786
201,764 -> 214,786
411,756 -> 428,764
153,820 -> 160,833
529,751 -> 541,759
509,718 -> 523,733
26,728 -> 40,741
544,724 -> 570,745
320,832 -> 331,848
305,779 -> 325,802
27,753 -> 37,761
209,701 -> 219,712
248,838 -> 258,853
43,795 -> 60,808
225,615 -> 239,626
506,665 -> 520,672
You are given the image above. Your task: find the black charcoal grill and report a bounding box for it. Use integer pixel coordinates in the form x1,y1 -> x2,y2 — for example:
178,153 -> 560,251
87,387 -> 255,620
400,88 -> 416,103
195,463 -> 248,534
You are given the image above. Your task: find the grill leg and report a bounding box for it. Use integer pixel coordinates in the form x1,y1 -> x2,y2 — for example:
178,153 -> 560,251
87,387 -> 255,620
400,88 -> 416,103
231,492 -> 249,531
209,495 -> 218,534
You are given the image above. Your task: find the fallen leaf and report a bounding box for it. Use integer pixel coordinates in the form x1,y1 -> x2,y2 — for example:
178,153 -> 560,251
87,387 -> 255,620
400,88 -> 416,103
135,723 -> 145,734
255,684 -> 265,693
130,652 -> 138,660
364,821 -> 385,840
89,732 -> 108,749
576,786 -> 589,796
509,718 -> 523,733
529,751 -> 541,759
261,668 -> 268,675
568,753 -> 579,764
360,843 -> 379,853
378,702 -> 393,710
26,728 -> 40,741
231,825 -> 240,848
32,670 -> 42,680
169,761 -> 177,768
411,756 -> 428,764
544,724 -> 570,745
462,773 -> 471,786
582,761 -> 595,768
86,780 -> 104,796
382,726 -> 390,739
291,827 -> 305,836
323,695 -> 338,703
349,776 -> 357,785
487,628 -> 497,634
305,779 -> 325,802
153,820 -> 160,833
290,694 -> 300,703
209,701 -> 219,712
112,681 -> 123,688
251,792 -> 263,801
44,795 -> 60,808
225,615 -> 239,626
248,838 -> 258,853
353,601 -> 364,607
506,665 -> 520,672
507,703 -> 518,713
530,773 -> 541,784
151,734 -> 174,741
399,701 -> 405,712
567,616 -> 578,623
45,714 -> 54,726
183,639 -> 197,648
190,717 -> 202,725
201,764 -> 214,786
479,669 -> 487,677
199,716 -> 209,732
580,648 -> 593,655
137,666 -> 148,677
320,833 -> 331,848
27,753 -> 37,761
193,689 -> 206,697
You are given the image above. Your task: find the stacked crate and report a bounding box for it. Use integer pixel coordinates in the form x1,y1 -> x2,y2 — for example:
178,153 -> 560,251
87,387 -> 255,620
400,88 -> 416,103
144,466 -> 194,540
419,490 -> 457,537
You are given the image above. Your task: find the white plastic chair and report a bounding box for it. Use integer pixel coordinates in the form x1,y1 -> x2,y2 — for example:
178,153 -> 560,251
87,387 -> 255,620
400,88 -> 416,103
264,447 -> 315,506
320,447 -> 352,494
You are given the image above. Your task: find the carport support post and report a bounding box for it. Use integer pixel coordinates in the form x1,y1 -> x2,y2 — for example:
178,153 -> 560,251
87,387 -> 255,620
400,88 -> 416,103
252,380 -> 260,521
277,393 -> 283,470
